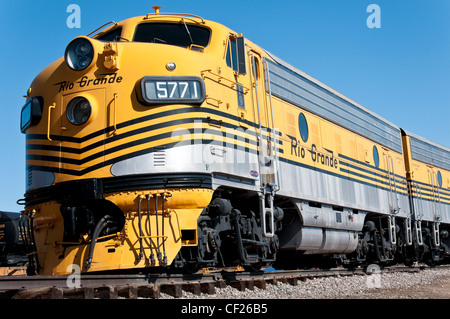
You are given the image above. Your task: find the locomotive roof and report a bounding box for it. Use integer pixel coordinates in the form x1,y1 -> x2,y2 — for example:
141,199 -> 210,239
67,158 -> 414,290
90,12 -> 446,159
263,50 -> 404,153
264,50 -> 401,131
403,130 -> 450,170
92,14 -> 219,40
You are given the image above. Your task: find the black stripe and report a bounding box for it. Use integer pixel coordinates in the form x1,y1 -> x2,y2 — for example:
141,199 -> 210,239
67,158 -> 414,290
410,179 -> 450,198
26,109 -> 281,162
339,152 -> 449,202
338,153 -> 404,178
29,137 -> 258,176
24,173 -> 212,207
278,156 -> 408,196
339,166 -> 407,193
27,126 -> 259,166
26,106 -> 281,144
339,161 -> 407,191
103,173 -> 212,193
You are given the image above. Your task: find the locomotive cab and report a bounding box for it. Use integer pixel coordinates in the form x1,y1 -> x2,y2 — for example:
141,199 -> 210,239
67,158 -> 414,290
19,8 -> 282,275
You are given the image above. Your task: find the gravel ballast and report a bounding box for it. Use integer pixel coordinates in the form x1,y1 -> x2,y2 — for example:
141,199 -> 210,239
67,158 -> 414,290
159,268 -> 450,299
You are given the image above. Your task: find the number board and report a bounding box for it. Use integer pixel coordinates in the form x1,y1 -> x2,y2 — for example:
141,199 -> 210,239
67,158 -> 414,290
139,76 -> 206,105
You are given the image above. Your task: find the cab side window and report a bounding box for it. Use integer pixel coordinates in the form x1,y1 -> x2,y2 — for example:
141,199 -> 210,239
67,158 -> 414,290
226,38 -> 238,71
225,36 -> 246,75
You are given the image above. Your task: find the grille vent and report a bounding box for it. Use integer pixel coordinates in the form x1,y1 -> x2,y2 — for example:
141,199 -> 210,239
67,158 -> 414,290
153,149 -> 166,167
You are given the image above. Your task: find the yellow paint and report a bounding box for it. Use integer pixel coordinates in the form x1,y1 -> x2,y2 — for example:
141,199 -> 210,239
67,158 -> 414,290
23,11 -> 445,276
402,135 -> 450,204
27,188 -> 212,275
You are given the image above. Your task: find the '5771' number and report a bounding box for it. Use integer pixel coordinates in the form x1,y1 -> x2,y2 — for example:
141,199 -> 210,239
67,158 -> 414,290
155,81 -> 199,99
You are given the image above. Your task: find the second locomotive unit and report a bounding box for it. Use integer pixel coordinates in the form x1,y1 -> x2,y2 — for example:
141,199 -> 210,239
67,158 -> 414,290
20,7 -> 450,275
0,211 -> 29,267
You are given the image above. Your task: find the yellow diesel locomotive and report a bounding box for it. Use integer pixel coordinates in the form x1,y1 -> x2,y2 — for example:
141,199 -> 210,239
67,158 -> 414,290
19,8 -> 450,275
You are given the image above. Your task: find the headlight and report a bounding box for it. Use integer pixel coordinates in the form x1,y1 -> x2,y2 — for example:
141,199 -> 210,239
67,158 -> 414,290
66,97 -> 91,125
65,37 -> 94,71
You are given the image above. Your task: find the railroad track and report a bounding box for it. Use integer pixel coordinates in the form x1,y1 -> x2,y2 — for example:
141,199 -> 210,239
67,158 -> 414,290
0,264 -> 440,299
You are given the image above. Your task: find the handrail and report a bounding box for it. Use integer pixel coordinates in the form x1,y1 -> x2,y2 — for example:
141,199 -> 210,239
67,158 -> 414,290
47,103 -> 55,141
201,69 -> 249,93
384,153 -> 399,214
144,12 -> 205,24
263,59 -> 280,191
205,96 -> 223,106
171,209 -> 182,241
189,43 -> 205,52
87,21 -> 118,38
112,93 -> 118,135
137,195 -> 145,261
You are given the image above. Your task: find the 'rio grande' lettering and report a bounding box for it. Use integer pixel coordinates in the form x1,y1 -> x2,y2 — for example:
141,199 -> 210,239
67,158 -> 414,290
55,73 -> 123,93
287,134 -> 338,169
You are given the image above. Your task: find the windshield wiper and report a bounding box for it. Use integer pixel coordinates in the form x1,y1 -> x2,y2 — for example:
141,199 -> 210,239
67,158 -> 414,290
181,18 -> 193,44
154,37 -> 167,44
113,36 -> 129,42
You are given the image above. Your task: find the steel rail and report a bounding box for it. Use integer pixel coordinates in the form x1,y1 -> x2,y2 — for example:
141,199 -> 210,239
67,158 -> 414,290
1,264 -> 448,299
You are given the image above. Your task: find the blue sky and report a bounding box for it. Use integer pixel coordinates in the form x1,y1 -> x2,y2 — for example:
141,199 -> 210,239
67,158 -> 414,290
0,0 -> 449,212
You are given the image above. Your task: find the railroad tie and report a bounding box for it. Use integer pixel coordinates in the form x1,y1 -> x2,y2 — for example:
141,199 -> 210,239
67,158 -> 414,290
160,283 -> 183,297
117,285 -> 139,299
230,279 -> 255,291
11,287 -> 63,299
135,284 -> 160,298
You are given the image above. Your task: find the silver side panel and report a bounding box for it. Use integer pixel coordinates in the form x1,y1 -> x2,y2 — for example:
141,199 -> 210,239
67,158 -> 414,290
111,143 -> 261,192
277,160 -> 410,219
414,198 -> 450,223
25,166 -> 55,192
263,56 -> 403,153
111,142 -> 411,218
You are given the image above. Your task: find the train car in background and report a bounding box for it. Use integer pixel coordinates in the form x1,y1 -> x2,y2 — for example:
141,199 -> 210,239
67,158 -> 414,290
401,131 -> 450,265
0,211 -> 29,267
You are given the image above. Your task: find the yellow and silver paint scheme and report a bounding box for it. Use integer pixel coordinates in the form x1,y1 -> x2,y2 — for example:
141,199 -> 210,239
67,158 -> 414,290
21,10 -> 449,274
22,12 -> 277,275
402,131 -> 450,246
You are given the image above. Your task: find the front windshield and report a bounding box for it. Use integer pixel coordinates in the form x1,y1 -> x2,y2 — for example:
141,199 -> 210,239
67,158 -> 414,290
96,27 -> 124,42
133,22 -> 210,48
